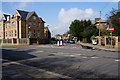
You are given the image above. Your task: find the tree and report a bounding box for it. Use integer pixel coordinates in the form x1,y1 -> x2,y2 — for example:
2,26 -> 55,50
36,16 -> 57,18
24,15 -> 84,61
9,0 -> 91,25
69,20 -> 83,39
69,19 -> 98,43
107,9 -> 120,36
83,24 -> 98,42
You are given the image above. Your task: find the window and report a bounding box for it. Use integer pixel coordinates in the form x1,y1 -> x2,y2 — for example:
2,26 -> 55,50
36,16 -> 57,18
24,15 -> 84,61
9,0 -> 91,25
33,30 -> 36,36
1,32 -> 3,37
33,16 -> 36,20
29,31 -> 31,38
6,32 -> 7,37
28,22 -> 31,28
37,31 -> 40,37
38,23 -> 40,27
12,22 -> 15,27
0,24 -> 2,29
12,31 -> 13,37
15,30 -> 16,36
9,31 -> 11,36
6,24 -> 7,28
33,22 -> 36,27
9,23 -> 11,28
7,16 -> 9,21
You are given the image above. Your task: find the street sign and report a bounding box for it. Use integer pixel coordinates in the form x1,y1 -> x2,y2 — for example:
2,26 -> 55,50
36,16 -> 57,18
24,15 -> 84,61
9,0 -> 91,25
109,27 -> 114,32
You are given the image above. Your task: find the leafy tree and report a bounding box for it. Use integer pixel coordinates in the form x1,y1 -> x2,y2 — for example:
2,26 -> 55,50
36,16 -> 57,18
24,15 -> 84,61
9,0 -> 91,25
107,9 -> 120,36
69,20 -> 83,39
69,19 -> 98,43
83,24 -> 98,42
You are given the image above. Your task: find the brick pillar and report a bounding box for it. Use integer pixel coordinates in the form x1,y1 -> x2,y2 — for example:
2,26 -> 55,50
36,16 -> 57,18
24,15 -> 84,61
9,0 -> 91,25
17,38 -> 19,45
98,37 -> 101,46
115,37 -> 118,48
37,39 -> 39,45
27,38 -> 30,45
12,38 -> 14,45
104,36 -> 107,47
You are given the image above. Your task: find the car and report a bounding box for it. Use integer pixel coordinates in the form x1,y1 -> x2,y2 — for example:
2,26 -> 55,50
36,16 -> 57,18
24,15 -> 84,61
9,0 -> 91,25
67,39 -> 71,43
69,40 -> 75,44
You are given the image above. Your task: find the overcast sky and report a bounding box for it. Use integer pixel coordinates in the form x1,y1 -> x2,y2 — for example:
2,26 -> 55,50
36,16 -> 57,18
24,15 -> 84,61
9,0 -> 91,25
0,1 -> 119,36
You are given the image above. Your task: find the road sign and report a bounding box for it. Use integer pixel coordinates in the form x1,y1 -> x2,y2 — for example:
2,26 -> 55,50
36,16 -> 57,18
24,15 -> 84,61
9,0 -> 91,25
109,27 -> 114,32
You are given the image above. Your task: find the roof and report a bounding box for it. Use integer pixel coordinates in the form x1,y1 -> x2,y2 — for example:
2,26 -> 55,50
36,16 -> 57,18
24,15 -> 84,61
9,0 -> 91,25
3,14 -> 11,20
16,9 -> 45,22
17,10 -> 29,20
95,20 -> 107,24
91,20 -> 95,24
39,17 -> 45,23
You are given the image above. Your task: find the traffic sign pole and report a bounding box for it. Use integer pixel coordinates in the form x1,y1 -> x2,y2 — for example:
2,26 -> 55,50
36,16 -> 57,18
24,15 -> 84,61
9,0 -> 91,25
111,32 -> 112,48
109,27 -> 114,48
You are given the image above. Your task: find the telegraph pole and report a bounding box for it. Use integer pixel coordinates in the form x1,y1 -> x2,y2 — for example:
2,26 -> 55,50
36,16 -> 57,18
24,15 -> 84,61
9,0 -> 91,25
99,11 -> 101,36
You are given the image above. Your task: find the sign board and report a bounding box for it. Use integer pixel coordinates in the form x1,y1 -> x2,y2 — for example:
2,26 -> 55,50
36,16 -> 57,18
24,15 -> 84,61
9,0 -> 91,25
109,27 -> 114,32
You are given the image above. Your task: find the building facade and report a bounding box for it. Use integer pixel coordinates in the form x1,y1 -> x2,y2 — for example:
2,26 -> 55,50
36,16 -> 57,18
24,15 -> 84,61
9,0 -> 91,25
0,10 -> 50,45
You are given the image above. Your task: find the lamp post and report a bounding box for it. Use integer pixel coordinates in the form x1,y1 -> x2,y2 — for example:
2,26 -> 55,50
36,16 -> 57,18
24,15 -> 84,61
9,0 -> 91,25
99,11 -> 101,37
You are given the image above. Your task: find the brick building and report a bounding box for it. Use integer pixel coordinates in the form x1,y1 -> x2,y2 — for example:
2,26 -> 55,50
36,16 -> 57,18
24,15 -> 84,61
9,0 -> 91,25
0,9 -> 50,45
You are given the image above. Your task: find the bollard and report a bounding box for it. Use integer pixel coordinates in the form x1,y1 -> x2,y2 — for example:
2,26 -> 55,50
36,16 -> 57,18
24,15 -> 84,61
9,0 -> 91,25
57,41 -> 60,46
60,40 -> 63,46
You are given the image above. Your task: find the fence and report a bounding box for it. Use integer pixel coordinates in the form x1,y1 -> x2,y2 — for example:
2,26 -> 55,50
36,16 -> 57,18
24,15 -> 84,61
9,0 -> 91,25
19,38 -> 27,44
0,38 -> 50,45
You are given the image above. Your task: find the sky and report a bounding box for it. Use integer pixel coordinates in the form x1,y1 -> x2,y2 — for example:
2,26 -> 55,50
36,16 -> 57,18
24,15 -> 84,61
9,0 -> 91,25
0,1 -> 119,37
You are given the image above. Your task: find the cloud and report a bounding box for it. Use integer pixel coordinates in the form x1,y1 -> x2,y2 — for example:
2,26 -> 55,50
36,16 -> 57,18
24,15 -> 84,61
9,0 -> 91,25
49,8 -> 98,37
13,2 -> 28,9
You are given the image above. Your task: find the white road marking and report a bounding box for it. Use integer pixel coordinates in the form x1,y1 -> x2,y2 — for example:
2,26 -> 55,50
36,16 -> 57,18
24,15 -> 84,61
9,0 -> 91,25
3,60 -> 71,79
83,57 -> 87,58
36,51 -> 44,53
3,48 -> 16,49
90,57 -> 99,59
115,59 -> 120,62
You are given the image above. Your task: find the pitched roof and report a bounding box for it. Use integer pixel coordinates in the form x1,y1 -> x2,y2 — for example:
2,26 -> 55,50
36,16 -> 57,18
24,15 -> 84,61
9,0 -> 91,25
16,9 -> 45,23
26,11 -> 34,20
3,14 -> 11,20
17,10 -> 29,20
39,17 -> 45,23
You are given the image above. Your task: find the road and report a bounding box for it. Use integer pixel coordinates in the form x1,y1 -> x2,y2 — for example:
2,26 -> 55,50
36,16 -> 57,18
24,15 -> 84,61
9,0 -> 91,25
1,44 -> 119,80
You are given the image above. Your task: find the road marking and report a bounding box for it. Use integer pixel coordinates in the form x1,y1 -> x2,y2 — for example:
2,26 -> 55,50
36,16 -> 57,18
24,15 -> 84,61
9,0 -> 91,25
3,59 -> 71,79
3,48 -> 16,49
115,59 -> 120,62
83,57 -> 87,58
36,51 -> 44,53
90,57 -> 99,59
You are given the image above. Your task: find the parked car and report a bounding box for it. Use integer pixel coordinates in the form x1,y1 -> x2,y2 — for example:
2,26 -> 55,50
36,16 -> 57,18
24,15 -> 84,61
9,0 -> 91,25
67,39 -> 71,43
70,40 -> 75,44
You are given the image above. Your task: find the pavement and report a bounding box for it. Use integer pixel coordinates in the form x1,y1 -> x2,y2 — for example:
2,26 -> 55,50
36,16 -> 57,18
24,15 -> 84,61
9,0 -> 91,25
1,44 -> 119,80
77,42 -> 119,52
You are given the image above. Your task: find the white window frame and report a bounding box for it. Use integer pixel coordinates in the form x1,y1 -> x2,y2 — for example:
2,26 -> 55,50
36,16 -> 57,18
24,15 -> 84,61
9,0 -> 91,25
29,30 -> 31,38
6,24 -> 7,28
15,30 -> 16,36
37,31 -> 40,37
12,22 -> 15,27
7,16 -> 9,21
33,30 -> 36,37
28,22 -> 31,28
6,32 -> 7,37
0,24 -> 2,29
12,31 -> 13,37
33,16 -> 36,20
38,23 -> 40,27
33,22 -> 36,27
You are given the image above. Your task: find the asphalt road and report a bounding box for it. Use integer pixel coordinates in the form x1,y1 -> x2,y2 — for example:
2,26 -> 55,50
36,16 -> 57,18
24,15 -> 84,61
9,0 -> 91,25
1,44 -> 119,80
